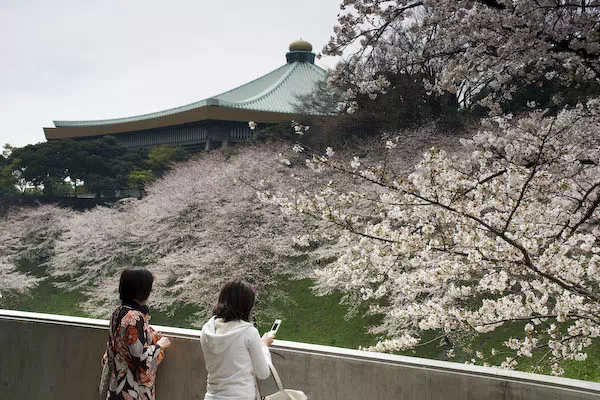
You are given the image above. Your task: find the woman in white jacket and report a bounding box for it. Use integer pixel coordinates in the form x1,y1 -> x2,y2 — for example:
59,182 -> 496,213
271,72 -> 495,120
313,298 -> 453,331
201,279 -> 273,400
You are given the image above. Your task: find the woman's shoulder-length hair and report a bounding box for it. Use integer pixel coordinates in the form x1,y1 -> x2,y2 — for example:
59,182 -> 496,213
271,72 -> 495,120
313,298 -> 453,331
119,268 -> 154,304
213,279 -> 256,322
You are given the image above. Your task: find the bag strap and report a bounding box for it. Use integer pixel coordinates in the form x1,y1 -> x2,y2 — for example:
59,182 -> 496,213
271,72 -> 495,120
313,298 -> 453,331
269,363 -> 285,391
106,342 -> 114,361
255,379 -> 262,400
256,363 -> 285,399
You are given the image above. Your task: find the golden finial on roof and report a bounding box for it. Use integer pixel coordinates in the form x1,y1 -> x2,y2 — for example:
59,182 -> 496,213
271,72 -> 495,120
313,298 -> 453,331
289,39 -> 313,52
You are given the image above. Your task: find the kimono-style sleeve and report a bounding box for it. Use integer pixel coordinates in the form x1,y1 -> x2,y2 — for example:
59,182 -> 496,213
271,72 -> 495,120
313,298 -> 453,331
148,325 -> 165,365
120,311 -> 162,388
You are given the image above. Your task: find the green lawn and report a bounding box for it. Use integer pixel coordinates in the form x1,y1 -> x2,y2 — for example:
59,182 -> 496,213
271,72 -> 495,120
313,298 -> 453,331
1,280 -> 88,317
253,278 -> 380,349
1,255 -> 88,317
0,273 -> 380,350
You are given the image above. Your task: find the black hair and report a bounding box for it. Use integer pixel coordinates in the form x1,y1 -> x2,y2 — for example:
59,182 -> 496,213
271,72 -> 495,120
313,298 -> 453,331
119,268 -> 154,304
213,279 -> 256,322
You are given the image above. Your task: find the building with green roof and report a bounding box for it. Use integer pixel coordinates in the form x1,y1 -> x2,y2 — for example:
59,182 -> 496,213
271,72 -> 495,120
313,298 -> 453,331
43,40 -> 328,151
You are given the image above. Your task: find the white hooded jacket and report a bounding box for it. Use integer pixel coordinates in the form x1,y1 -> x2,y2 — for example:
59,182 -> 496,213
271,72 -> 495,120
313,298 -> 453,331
201,316 -> 272,400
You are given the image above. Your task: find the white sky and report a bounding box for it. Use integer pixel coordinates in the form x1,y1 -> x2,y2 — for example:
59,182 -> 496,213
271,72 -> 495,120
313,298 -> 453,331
0,0 -> 341,148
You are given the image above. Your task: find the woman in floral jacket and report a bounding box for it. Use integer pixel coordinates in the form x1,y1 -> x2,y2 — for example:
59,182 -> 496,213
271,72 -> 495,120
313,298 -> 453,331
103,268 -> 171,400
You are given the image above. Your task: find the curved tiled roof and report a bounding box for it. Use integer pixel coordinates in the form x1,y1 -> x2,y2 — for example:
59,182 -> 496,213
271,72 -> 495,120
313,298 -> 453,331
54,61 -> 327,128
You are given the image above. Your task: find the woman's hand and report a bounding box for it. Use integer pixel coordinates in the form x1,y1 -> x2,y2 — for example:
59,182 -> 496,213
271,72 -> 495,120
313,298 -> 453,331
157,336 -> 171,349
261,333 -> 274,347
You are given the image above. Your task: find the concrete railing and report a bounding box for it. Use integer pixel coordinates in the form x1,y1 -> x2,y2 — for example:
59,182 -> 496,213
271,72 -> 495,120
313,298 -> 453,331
2,309 -> 600,400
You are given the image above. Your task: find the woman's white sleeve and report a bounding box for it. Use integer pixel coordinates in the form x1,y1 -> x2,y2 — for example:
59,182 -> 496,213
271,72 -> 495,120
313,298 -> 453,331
247,328 -> 272,380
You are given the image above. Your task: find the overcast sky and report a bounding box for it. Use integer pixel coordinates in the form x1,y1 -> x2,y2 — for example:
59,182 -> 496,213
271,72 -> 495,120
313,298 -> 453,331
0,0 -> 341,148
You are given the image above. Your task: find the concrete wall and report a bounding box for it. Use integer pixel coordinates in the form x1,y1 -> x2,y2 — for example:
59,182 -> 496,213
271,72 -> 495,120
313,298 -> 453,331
1,310 -> 600,400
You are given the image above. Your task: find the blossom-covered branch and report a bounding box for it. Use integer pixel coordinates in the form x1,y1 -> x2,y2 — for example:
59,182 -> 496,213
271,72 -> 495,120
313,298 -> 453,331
261,101 -> 600,373
325,0 -> 600,112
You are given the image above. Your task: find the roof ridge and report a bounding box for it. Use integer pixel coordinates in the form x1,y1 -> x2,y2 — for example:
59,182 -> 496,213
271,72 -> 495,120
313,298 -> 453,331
239,63 -> 327,110
211,63 -> 291,100
237,63 -> 300,106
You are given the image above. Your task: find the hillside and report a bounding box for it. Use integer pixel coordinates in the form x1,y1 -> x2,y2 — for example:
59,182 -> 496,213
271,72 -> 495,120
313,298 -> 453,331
0,125 -> 464,316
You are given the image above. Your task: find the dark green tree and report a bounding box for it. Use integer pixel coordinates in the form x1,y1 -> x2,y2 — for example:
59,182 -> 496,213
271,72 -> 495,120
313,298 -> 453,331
128,168 -> 153,197
73,137 -> 139,198
9,140 -> 75,195
0,152 -> 18,197
6,137 -> 146,199
145,145 -> 189,176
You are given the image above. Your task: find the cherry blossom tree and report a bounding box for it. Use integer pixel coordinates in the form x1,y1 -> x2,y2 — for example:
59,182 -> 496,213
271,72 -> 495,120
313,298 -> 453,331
3,135 -> 450,319
325,1 -> 600,113
1,142 -> 381,319
41,146 -> 344,318
260,101 -> 600,374
0,205 -> 73,297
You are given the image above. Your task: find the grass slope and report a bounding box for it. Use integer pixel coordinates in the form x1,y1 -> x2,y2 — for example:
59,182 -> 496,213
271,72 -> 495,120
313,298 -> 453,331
254,278 -> 380,349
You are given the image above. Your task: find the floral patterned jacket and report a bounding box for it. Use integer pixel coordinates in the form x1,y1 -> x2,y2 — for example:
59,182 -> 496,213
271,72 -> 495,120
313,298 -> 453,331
104,303 -> 164,400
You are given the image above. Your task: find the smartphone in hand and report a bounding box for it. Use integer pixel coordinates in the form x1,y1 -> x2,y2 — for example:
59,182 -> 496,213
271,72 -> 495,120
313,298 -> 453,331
268,319 -> 282,337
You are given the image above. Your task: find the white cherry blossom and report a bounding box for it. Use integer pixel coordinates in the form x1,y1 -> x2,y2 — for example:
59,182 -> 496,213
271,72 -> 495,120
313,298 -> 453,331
261,100 -> 600,372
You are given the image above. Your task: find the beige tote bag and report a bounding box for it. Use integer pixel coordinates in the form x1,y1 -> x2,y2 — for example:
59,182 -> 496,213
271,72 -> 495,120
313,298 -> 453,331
256,363 -> 307,400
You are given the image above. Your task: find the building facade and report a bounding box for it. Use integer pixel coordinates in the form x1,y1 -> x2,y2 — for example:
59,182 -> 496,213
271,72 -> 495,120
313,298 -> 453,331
44,40 -> 327,151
